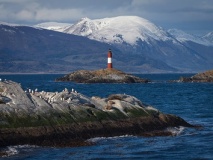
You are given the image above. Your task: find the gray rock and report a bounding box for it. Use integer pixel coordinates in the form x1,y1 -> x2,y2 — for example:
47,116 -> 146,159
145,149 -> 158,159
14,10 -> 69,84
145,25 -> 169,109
0,80 -> 195,147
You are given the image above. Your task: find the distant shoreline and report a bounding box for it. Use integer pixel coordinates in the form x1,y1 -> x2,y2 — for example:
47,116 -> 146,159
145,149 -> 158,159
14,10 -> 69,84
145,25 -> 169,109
0,72 -> 68,75
0,72 -> 198,75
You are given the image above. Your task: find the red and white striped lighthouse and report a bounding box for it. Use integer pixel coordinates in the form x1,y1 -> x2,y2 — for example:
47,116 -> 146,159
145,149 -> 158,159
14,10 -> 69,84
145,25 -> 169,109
107,49 -> 113,69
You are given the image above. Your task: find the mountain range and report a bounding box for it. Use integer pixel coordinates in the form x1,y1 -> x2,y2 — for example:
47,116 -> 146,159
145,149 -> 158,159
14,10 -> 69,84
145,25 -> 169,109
0,16 -> 213,73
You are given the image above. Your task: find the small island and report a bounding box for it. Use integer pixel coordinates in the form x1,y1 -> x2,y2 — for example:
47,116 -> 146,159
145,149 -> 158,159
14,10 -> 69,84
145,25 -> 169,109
56,68 -> 150,83
179,69 -> 213,82
56,49 -> 150,83
0,80 -> 195,147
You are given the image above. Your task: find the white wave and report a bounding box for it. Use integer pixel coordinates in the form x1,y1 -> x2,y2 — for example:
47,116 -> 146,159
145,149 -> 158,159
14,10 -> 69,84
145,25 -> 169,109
166,126 -> 185,136
87,134 -> 135,143
12,144 -> 38,149
1,145 -> 38,157
1,146 -> 19,157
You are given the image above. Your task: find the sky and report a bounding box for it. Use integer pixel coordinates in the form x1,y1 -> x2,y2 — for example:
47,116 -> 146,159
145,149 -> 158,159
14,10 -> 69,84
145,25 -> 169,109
0,0 -> 212,35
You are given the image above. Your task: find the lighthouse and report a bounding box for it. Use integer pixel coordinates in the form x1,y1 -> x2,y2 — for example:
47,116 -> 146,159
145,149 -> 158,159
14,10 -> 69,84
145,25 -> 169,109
107,49 -> 113,69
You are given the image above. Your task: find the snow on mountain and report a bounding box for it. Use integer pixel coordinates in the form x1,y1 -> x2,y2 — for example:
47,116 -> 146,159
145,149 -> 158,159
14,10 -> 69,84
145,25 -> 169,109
34,22 -> 72,32
0,21 -> 22,34
168,29 -> 213,46
63,16 -> 174,45
0,21 -> 20,26
202,32 -> 213,43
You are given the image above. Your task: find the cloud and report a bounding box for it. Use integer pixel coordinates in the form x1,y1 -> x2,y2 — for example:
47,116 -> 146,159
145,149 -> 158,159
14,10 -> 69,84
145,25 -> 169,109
35,8 -> 84,21
129,0 -> 213,33
0,0 -> 212,34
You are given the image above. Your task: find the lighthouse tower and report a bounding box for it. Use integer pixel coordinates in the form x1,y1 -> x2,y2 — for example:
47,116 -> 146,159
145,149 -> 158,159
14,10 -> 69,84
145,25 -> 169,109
107,49 -> 113,69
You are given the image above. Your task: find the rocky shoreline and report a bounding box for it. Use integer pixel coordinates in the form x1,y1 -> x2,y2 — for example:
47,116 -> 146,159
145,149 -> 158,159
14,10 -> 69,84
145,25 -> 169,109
0,80 -> 195,147
178,70 -> 213,82
0,115 -> 193,148
56,68 -> 150,83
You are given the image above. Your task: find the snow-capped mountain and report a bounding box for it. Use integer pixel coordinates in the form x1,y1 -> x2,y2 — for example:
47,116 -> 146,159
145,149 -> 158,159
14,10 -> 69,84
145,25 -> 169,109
203,32 -> 213,43
34,17 -> 213,47
34,22 -> 72,32
63,16 -> 175,45
0,21 -> 20,26
168,29 -> 213,46
57,16 -> 213,72
1,16 -> 213,73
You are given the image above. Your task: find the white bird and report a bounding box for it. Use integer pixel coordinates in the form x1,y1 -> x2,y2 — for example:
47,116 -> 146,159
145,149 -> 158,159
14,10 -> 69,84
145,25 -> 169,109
29,89 -> 31,93
35,88 -> 38,92
0,78 -> 2,82
71,88 -> 74,92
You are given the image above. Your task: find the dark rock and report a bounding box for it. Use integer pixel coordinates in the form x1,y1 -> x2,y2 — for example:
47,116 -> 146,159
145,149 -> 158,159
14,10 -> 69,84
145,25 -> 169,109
0,115 -> 194,147
56,68 -> 150,83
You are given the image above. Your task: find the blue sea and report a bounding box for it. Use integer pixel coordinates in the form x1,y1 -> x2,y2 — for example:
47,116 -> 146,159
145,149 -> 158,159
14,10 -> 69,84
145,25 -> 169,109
0,73 -> 212,160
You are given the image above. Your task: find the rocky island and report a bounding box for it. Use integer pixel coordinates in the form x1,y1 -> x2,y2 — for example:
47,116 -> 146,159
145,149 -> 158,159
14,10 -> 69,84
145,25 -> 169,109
56,68 -> 150,83
0,80 -> 196,148
56,49 -> 150,83
179,69 -> 213,82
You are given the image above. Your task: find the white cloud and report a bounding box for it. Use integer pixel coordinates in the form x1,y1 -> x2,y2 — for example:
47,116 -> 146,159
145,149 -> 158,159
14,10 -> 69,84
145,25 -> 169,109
0,0 -> 212,34
35,8 -> 84,21
16,10 -> 35,21
0,0 -> 28,2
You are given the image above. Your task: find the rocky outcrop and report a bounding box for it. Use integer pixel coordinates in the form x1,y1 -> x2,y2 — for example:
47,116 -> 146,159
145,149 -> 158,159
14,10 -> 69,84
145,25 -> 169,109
179,70 -> 213,82
56,68 -> 150,83
0,80 -> 194,147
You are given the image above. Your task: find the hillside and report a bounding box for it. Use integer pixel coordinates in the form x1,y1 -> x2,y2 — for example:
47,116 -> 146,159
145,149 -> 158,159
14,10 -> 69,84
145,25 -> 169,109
0,24 -> 118,73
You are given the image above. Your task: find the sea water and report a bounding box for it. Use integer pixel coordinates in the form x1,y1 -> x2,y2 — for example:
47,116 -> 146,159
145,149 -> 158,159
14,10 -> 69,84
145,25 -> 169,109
0,74 -> 212,160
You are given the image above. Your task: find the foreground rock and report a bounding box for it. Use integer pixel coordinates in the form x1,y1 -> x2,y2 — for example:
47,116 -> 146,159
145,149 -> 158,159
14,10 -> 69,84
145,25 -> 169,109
56,68 -> 150,83
179,70 -> 213,82
0,80 -> 194,147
